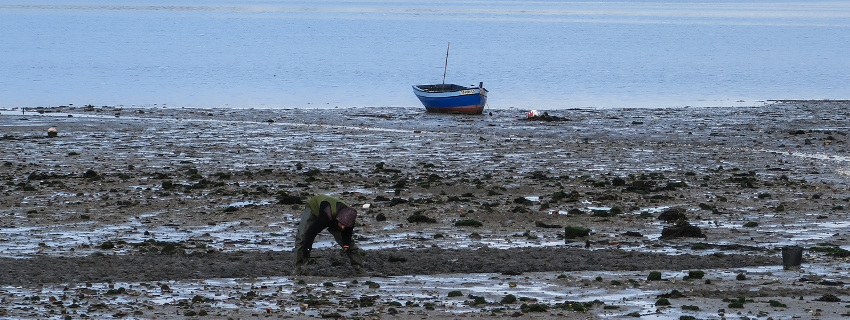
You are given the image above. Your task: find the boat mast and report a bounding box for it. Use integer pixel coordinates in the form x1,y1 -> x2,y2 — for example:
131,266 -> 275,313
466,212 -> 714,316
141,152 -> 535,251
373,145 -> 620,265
442,42 -> 450,89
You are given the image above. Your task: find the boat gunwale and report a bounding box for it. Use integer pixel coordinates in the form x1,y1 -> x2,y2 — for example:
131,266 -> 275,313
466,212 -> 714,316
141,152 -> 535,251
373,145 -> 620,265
412,84 -> 482,94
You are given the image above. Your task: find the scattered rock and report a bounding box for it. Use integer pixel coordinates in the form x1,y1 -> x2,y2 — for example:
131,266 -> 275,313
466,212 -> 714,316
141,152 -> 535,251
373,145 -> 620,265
523,111 -> 569,121
658,207 -> 688,223
815,294 -> 842,302
660,221 -> 704,239
455,219 -> 483,227
622,231 -> 643,237
407,213 -> 436,223
388,198 -> 408,206
535,221 -> 562,229
83,169 -> 101,180
276,192 -> 303,205
564,226 -> 590,239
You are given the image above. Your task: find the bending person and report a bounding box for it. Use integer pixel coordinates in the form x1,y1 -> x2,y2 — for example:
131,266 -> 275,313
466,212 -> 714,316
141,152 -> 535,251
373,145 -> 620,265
294,195 -> 365,276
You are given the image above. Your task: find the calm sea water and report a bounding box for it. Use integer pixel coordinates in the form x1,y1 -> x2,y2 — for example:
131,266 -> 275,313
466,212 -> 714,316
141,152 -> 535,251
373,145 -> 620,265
2,0 -> 849,109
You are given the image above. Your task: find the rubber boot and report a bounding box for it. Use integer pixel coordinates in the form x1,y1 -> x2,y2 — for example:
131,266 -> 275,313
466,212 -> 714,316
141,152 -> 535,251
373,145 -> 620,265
293,208 -> 313,275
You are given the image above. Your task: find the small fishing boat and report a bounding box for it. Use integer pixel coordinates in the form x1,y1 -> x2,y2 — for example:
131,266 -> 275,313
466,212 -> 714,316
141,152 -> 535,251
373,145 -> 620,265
412,82 -> 488,114
413,43 -> 488,114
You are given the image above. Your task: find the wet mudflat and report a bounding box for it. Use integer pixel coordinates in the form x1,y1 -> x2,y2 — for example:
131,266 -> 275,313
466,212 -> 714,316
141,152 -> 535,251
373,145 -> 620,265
1,101 -> 849,319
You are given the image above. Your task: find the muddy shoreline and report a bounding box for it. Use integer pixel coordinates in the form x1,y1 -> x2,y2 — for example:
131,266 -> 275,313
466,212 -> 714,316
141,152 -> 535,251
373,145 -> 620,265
2,101 -> 850,319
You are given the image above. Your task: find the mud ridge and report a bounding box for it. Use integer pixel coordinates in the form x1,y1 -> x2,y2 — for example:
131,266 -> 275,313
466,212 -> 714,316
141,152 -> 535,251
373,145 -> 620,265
0,247 -> 773,286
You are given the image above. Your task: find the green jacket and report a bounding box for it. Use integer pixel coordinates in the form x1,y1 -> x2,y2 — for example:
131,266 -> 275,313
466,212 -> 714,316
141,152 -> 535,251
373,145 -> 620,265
307,195 -> 350,218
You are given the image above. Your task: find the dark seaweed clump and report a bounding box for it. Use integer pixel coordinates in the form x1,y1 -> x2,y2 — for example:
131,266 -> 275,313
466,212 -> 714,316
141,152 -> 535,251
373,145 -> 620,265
407,212 -> 436,223
564,226 -> 590,239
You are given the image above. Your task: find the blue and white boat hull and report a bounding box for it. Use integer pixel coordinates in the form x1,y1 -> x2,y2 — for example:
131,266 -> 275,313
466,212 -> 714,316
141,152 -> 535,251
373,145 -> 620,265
412,83 -> 488,114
